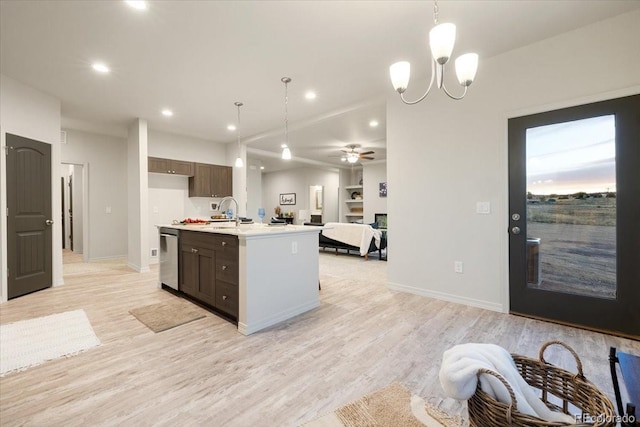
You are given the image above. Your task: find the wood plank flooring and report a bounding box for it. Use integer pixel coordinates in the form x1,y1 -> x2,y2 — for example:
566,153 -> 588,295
0,251 -> 638,426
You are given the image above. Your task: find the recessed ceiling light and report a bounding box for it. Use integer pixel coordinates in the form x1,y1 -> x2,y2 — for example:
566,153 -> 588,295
227,124 -> 236,131
281,144 -> 288,148
92,62 -> 110,74
340,157 -> 346,162
260,166 -> 265,170
125,0 -> 147,10
305,91 -> 317,100
369,120 -> 379,127
161,109 -> 173,117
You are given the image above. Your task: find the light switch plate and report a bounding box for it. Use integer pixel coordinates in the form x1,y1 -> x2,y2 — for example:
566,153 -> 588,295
476,201 -> 491,214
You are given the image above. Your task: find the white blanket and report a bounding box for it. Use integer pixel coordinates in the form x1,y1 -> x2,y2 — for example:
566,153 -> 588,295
321,222 -> 381,256
439,343 -> 575,424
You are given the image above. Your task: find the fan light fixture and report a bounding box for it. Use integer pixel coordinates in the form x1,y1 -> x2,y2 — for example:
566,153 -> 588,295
389,0 -> 478,104
234,102 -> 243,168
346,152 -> 359,164
281,77 -> 292,160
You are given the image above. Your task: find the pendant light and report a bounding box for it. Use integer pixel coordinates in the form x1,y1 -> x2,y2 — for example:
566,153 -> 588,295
281,77 -> 292,160
234,101 -> 244,168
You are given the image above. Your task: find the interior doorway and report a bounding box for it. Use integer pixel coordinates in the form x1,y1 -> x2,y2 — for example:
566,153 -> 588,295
60,162 -> 89,265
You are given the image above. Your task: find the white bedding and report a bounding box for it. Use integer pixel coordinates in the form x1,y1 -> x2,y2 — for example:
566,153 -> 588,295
321,222 -> 381,256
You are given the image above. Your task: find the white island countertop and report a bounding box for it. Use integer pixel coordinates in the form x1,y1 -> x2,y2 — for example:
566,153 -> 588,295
158,223 -> 320,238
157,222 -> 321,335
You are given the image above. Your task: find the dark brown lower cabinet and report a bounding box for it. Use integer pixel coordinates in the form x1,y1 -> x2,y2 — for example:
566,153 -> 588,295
179,231 -> 238,319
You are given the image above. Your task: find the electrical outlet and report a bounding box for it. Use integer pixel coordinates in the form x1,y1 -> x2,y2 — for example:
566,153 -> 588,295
210,202 -> 218,211
151,248 -> 158,257
454,261 -> 463,273
291,241 -> 298,254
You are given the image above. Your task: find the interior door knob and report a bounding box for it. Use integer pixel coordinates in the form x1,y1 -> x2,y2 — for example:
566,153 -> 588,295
45,219 -> 54,226
511,226 -> 521,235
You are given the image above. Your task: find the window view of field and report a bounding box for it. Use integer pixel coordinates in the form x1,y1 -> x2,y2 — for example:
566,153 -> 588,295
527,195 -> 616,299
526,114 -> 616,300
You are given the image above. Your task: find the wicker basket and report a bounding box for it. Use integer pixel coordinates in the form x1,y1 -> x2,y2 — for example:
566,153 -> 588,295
468,340 -> 616,427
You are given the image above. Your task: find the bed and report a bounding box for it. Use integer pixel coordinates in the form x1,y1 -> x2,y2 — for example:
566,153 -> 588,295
305,222 -> 386,260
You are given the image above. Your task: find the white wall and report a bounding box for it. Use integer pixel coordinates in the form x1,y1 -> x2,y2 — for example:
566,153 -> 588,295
363,161 -> 387,224
387,10 -> 640,312
246,161 -> 263,222
71,164 -> 84,254
0,74 -> 62,302
262,167 -> 340,224
127,119 -> 149,273
61,129 -> 128,260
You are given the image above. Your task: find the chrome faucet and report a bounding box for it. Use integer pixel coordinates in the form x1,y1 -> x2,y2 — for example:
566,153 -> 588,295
218,196 -> 240,227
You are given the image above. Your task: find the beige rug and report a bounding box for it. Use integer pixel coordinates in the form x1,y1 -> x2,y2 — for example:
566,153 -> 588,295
306,383 -> 464,427
129,300 -> 206,333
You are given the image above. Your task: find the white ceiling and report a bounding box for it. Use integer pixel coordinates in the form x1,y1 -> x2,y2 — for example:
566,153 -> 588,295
2,0 -> 638,171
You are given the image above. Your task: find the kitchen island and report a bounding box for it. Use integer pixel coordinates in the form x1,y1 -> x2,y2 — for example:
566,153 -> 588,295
158,223 -> 321,335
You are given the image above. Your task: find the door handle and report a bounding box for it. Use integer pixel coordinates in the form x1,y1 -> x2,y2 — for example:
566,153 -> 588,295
511,226 -> 521,235
45,219 -> 54,226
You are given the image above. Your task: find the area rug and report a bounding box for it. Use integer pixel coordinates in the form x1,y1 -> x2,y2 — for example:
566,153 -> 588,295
0,309 -> 101,377
305,383 -> 464,427
129,300 -> 206,333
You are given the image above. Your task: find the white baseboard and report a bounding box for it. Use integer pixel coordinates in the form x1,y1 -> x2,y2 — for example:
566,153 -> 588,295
126,262 -> 151,273
387,281 -> 504,313
238,300 -> 320,335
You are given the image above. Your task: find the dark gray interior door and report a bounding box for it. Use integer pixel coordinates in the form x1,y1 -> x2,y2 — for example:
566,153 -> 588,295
508,94 -> 640,338
6,133 -> 53,299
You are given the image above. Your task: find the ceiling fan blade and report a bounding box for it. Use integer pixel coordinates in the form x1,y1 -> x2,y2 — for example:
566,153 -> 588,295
360,156 -> 375,160
359,151 -> 375,156
340,149 -> 350,153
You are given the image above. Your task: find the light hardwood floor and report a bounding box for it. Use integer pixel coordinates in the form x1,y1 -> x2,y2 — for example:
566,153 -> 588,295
0,251 -> 638,426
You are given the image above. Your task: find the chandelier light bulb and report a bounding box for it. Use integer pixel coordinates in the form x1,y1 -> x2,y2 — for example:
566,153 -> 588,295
455,53 -> 479,87
389,61 -> 410,93
429,23 -> 456,65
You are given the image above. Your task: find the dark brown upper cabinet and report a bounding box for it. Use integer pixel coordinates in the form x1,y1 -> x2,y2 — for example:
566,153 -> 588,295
148,157 -> 194,176
188,163 -> 233,198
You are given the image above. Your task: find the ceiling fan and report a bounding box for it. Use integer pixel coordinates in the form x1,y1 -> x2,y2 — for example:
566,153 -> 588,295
339,144 -> 375,164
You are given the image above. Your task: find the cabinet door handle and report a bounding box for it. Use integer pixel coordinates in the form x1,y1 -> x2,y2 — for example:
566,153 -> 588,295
191,248 -> 199,253
221,241 -> 227,247
222,295 -> 228,301
221,265 -> 227,270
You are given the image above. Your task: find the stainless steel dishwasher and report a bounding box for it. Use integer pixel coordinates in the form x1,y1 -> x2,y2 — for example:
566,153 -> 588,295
159,227 -> 179,290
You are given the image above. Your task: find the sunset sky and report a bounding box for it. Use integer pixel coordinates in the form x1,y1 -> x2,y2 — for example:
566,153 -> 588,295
526,114 -> 616,195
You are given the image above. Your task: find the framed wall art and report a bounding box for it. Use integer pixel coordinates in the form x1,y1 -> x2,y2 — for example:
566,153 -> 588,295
279,193 -> 296,205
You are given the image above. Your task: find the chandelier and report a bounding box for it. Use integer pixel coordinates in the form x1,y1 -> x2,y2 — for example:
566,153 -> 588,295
234,102 -> 244,168
389,0 -> 478,104
281,77 -> 292,160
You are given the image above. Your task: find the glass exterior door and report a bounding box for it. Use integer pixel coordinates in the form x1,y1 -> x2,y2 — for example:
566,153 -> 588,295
508,95 -> 640,338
